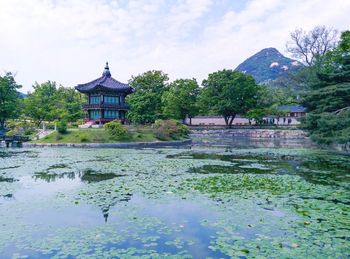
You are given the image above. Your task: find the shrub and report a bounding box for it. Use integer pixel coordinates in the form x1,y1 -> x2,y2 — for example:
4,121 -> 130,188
5,130 -> 16,136
79,133 -> 90,142
57,120 -> 68,134
55,134 -> 63,141
152,119 -> 189,140
4,120 -> 36,137
104,120 -> 128,138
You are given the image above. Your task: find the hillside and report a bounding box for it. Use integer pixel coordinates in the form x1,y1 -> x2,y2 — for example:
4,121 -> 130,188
235,47 -> 303,83
17,91 -> 27,98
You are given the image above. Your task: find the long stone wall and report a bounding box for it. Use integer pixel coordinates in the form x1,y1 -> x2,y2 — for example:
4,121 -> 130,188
190,129 -> 308,139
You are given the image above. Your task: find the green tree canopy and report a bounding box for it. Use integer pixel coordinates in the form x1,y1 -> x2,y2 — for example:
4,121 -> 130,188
198,70 -> 260,127
0,73 -> 22,129
161,78 -> 200,122
126,70 -> 169,124
301,31 -> 350,144
24,81 -> 84,125
321,30 -> 350,74
56,86 -> 85,122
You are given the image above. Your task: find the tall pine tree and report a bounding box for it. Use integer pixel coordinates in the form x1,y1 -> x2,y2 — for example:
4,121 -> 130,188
302,35 -> 350,144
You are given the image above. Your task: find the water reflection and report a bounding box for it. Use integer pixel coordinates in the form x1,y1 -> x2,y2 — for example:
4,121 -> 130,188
0,176 -> 17,182
33,170 -> 125,183
0,149 -> 38,158
1,143 -> 349,258
31,169 -> 131,223
33,171 -> 77,182
102,193 -> 133,223
192,136 -> 315,149
0,193 -> 14,201
168,150 -> 350,189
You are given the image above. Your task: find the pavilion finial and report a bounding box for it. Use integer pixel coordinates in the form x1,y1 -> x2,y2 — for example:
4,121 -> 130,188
102,62 -> 111,77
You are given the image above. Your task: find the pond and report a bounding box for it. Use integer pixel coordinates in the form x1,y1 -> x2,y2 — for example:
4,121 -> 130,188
0,139 -> 349,258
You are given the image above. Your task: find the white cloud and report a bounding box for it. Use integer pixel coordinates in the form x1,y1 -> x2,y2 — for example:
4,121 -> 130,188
0,0 -> 349,92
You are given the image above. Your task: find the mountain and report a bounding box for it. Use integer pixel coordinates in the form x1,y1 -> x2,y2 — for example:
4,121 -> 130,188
17,91 -> 27,98
235,47 -> 303,83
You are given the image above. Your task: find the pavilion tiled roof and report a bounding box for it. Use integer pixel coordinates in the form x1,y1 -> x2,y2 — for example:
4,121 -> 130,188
75,63 -> 134,94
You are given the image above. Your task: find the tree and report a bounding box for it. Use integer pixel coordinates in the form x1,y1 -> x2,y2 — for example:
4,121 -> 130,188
161,78 -> 200,123
245,86 -> 288,126
0,73 -> 22,129
321,30 -> 350,73
55,87 -> 85,122
286,26 -> 338,66
24,81 -> 59,126
301,31 -> 350,144
126,70 -> 169,124
24,81 -> 84,126
198,70 -> 260,128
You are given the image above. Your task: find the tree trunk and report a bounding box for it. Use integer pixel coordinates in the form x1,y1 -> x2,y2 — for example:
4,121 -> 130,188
223,116 -> 229,128
224,114 -> 236,129
0,119 -> 5,130
36,120 -> 43,128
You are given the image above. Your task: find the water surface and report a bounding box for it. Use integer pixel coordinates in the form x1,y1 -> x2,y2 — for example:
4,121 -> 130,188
0,139 -> 349,258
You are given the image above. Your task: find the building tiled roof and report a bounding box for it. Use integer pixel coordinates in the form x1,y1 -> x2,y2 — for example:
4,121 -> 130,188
75,63 -> 134,94
278,105 -> 307,113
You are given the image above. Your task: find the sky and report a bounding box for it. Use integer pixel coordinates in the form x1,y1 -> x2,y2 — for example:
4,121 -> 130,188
0,0 -> 349,92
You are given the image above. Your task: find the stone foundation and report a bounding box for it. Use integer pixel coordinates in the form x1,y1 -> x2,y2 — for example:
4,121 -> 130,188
190,129 -> 308,139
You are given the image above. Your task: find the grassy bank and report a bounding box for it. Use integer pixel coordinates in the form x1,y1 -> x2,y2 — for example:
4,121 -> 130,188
33,128 -> 160,144
32,127 -> 189,144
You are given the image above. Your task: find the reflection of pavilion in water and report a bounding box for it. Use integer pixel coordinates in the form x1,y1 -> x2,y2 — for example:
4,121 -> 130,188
101,192 -> 133,223
32,171 -> 132,222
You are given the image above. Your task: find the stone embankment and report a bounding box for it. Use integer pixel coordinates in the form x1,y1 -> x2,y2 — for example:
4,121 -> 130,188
23,139 -> 192,148
190,129 -> 308,139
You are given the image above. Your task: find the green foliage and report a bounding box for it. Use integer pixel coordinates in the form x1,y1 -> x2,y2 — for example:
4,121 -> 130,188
161,79 -> 200,121
301,110 -> 350,144
0,73 -> 22,129
104,121 -> 128,138
56,87 -> 85,122
35,128 -> 158,143
339,31 -> 350,51
57,120 -> 68,134
301,31 -> 350,144
69,119 -> 84,128
320,30 -> 350,74
5,120 -> 36,136
198,70 -> 261,127
245,109 -> 266,124
267,65 -> 321,95
23,81 -> 84,125
127,70 -> 169,124
79,132 -> 90,142
23,81 -> 58,125
152,119 -> 189,140
246,107 -> 286,125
